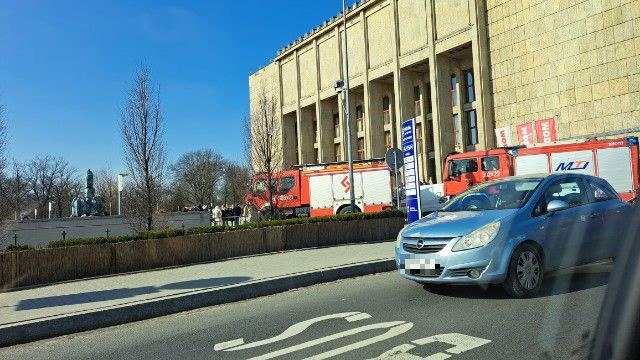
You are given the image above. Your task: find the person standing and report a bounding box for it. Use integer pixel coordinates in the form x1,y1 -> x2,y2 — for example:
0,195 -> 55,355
212,205 -> 222,226
233,204 -> 242,226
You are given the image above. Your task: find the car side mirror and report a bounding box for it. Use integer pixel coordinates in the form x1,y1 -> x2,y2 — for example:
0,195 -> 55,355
438,196 -> 448,204
546,200 -> 569,215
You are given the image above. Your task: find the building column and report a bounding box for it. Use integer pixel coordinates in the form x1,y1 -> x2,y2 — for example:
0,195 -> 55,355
471,0 -> 495,149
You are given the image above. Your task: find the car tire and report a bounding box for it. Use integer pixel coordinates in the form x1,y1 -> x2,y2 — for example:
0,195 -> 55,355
502,243 -> 544,298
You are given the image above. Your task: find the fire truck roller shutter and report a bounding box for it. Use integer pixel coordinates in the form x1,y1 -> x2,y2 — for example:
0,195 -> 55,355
596,147 -> 634,194
362,169 -> 393,206
331,172 -> 364,201
309,174 -> 334,212
550,150 -> 595,175
515,154 -> 549,175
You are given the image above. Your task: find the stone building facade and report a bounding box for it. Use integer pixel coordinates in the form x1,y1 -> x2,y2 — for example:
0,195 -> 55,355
249,0 -> 640,182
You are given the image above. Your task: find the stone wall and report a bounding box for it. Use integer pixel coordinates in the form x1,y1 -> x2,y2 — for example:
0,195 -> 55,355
486,0 -> 640,140
0,217 -> 405,289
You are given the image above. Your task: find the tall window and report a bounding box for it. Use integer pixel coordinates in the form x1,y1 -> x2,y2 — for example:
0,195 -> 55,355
426,82 -> 432,114
464,68 -> 475,103
356,105 -> 364,132
413,86 -> 421,117
357,137 -> 365,160
451,74 -> 458,107
466,110 -> 478,145
384,131 -> 392,150
415,123 -> 423,154
333,113 -> 340,139
428,157 -> 437,184
426,118 -> 434,151
382,96 -> 391,125
312,119 -> 318,144
453,113 -> 462,148
335,143 -> 342,162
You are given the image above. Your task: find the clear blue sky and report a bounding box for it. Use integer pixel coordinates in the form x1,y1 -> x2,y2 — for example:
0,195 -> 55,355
0,0 -> 356,173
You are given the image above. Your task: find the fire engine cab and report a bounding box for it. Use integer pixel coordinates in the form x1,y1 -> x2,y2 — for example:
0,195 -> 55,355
246,158 -> 395,218
443,137 -> 640,202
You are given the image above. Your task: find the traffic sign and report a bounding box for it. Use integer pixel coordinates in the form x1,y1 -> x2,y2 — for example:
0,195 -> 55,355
385,148 -> 404,170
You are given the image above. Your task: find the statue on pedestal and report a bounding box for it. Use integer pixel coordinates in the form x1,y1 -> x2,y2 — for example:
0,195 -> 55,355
71,169 -> 106,217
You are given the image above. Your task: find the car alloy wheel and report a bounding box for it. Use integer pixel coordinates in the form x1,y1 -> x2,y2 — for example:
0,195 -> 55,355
516,251 -> 540,290
503,243 -> 544,298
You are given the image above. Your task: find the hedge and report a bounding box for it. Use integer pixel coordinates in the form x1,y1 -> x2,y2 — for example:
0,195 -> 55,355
45,209 -> 404,249
4,244 -> 34,252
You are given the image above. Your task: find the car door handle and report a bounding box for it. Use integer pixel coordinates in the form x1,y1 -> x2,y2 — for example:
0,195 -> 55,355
589,213 -> 601,218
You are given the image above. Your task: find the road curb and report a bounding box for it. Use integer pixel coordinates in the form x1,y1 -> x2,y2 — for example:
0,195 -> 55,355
0,259 -> 396,347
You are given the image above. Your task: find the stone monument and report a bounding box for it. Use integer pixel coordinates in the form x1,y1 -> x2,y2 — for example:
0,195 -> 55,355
71,169 -> 106,217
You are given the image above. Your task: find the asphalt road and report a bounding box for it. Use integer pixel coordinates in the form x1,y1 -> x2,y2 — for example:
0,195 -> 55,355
0,262 -> 612,360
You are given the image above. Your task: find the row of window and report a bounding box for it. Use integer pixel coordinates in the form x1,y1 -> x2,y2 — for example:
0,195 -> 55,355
308,68 -> 476,162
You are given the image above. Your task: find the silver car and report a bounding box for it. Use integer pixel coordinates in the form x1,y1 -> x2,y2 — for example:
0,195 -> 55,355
395,173 -> 633,297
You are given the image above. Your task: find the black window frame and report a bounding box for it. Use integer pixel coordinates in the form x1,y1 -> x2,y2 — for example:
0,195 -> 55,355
587,179 -> 620,202
466,109 -> 478,145
278,176 -> 295,195
464,68 -> 475,103
481,156 -> 500,171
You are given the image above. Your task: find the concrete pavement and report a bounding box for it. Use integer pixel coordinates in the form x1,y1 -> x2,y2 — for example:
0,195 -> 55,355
0,241 -> 397,347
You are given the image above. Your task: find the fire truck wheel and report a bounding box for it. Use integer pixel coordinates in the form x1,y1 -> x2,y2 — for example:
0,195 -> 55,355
338,205 -> 361,214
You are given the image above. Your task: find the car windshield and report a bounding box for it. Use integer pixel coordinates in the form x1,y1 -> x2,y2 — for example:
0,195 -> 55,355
442,178 -> 543,211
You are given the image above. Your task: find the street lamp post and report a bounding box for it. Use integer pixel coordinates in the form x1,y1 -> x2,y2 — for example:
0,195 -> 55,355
117,173 -> 128,216
341,0 -> 356,212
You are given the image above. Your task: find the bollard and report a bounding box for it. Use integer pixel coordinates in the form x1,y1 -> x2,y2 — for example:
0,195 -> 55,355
181,220 -> 185,232
62,230 -> 66,241
13,234 -> 17,247
106,228 -> 110,239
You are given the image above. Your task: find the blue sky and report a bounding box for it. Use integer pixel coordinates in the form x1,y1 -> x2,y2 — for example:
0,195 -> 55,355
0,0 -> 356,173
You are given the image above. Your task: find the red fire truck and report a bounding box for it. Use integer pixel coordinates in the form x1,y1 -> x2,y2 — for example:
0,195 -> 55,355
443,137 -> 640,202
246,158 -> 396,218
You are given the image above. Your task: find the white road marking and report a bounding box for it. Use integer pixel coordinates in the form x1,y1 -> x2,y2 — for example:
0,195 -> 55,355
247,321 -> 408,360
370,333 -> 491,359
412,333 -> 491,354
423,353 -> 451,360
303,322 -> 414,360
213,312 -> 369,351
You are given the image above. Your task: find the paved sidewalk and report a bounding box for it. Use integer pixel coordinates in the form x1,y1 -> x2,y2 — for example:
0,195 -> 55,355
0,241 -> 397,346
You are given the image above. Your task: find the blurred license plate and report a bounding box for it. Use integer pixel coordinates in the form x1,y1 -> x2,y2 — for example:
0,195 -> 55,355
405,258 -> 436,270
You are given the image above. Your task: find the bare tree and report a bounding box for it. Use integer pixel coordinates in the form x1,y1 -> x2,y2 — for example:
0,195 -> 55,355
245,89 -> 282,219
221,163 -> 251,206
5,161 -> 30,220
0,102 -> 7,174
95,168 -> 118,215
0,103 -> 9,220
119,64 -> 166,231
49,161 -> 78,217
25,155 -> 76,218
170,149 -> 225,207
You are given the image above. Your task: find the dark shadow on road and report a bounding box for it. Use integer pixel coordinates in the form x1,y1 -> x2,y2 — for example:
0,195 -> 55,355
16,276 -> 252,310
158,276 -> 251,290
422,262 -> 612,299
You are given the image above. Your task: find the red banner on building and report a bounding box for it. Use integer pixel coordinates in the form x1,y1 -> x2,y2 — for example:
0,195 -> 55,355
516,123 -> 535,146
535,118 -> 557,144
494,126 -> 513,147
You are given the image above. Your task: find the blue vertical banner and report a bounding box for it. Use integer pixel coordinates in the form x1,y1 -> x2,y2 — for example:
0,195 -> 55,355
402,118 -> 421,224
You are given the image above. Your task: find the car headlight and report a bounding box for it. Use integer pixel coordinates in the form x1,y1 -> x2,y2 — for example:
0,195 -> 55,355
451,221 -> 501,252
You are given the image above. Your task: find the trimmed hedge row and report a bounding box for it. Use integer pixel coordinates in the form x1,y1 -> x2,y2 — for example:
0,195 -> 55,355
46,209 -> 404,249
